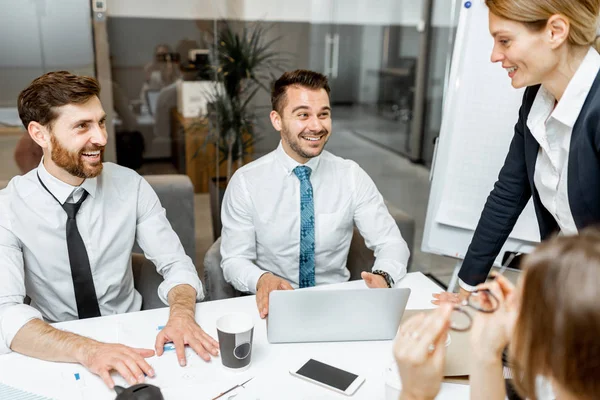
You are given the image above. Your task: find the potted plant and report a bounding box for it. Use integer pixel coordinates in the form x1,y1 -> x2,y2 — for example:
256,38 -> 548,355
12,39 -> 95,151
191,21 -> 284,240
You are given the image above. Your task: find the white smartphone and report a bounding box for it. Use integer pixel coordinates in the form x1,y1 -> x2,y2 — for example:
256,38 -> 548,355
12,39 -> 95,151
289,358 -> 366,396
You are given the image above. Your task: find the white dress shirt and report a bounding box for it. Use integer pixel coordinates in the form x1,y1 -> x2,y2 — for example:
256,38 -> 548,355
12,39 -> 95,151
220,142 -> 410,293
0,161 -> 203,354
459,47 -> 600,292
528,47 -> 600,235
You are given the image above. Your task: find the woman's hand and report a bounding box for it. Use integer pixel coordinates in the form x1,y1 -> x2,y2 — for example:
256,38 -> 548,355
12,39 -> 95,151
469,273 -> 519,362
431,288 -> 470,305
394,304 -> 453,400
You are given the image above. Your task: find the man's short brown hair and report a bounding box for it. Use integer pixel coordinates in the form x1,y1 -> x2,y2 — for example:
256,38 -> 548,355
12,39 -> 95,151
17,71 -> 101,130
271,69 -> 330,114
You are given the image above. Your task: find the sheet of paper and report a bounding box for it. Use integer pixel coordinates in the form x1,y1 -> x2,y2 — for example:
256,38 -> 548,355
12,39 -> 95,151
115,321 -> 224,389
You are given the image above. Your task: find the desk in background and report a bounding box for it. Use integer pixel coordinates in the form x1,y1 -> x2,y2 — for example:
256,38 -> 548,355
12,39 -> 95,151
170,110 -> 211,193
372,62 -> 416,123
0,273 -> 469,400
170,110 -> 252,194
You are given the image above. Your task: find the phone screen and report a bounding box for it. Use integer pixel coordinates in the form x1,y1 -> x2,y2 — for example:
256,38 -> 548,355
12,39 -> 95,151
296,359 -> 358,391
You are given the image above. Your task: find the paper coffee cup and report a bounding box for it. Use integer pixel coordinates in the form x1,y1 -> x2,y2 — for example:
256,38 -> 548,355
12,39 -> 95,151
216,313 -> 255,371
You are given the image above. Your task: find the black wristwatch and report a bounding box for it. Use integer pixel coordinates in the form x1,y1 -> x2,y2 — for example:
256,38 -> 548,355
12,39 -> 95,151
372,270 -> 394,288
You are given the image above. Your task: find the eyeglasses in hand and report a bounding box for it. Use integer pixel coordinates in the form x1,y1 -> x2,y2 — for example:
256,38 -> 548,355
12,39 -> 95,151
449,248 -> 523,331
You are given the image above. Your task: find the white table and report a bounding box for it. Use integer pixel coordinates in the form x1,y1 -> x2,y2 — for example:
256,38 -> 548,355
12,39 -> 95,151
0,273 -> 468,400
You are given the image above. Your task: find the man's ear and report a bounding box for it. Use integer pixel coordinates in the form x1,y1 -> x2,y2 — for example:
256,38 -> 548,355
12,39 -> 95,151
546,14 -> 569,49
27,121 -> 50,149
269,110 -> 282,132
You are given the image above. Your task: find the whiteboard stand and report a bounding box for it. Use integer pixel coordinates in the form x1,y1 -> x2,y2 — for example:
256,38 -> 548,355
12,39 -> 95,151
447,261 -> 462,293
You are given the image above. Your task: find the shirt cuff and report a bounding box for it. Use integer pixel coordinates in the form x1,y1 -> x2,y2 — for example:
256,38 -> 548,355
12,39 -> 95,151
158,271 -> 205,305
247,270 -> 270,295
0,304 -> 43,354
458,278 -> 479,292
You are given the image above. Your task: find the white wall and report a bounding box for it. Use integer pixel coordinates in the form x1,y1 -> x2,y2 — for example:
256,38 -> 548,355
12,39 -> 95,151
106,0 -> 233,19
108,0 -> 318,22
333,0 -> 421,26
107,0 -> 458,27
237,0 -> 313,21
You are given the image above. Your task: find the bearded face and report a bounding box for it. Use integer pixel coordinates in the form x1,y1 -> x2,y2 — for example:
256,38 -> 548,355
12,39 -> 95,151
50,132 -> 104,179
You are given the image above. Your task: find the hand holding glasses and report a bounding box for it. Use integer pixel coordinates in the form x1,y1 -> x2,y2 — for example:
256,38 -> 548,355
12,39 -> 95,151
448,249 -> 522,332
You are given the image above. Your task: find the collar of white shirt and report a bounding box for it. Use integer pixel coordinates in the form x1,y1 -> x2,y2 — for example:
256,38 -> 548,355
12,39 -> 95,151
275,140 -> 322,177
37,158 -> 97,204
528,46 -> 600,138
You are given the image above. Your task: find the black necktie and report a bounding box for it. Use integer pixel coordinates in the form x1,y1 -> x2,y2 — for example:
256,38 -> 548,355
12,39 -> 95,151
37,173 -> 101,319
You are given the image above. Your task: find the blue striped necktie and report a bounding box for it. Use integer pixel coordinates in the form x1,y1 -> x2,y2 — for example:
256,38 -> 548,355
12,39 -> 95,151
293,166 -> 315,288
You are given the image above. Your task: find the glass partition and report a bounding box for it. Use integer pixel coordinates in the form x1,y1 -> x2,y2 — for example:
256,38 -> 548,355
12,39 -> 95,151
0,0 -> 94,181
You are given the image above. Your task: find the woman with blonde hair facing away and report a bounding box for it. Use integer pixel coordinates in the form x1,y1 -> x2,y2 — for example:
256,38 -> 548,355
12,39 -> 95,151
433,0 -> 600,302
397,229 -> 600,400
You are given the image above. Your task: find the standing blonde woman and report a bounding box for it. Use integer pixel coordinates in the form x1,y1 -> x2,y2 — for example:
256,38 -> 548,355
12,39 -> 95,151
398,230 -> 600,400
433,0 -> 600,303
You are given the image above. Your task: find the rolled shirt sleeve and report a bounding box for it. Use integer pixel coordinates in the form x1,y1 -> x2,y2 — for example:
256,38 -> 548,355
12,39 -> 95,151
0,216 -> 43,354
352,164 -> 410,285
0,303 -> 43,354
134,178 -> 204,304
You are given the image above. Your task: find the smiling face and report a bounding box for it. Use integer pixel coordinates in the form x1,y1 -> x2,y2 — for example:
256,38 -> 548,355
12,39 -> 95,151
44,96 -> 107,181
489,11 -> 559,88
270,85 -> 332,164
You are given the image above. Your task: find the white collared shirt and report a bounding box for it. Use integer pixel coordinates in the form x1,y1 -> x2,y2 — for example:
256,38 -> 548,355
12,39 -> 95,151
0,161 -> 203,354
528,47 -> 600,236
220,142 -> 410,293
459,47 -> 600,292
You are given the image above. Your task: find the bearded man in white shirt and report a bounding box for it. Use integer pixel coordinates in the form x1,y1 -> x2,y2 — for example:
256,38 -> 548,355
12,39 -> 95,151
0,71 -> 218,389
220,69 -> 410,318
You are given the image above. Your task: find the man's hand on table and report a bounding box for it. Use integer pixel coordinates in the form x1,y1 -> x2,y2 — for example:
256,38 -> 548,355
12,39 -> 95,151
78,341 -> 156,389
155,284 -> 220,367
10,319 -> 157,390
256,273 -> 293,319
361,271 -> 389,288
154,310 -> 219,366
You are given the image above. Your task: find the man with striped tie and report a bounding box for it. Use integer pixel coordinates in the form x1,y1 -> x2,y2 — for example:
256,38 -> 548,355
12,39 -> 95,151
220,70 -> 410,318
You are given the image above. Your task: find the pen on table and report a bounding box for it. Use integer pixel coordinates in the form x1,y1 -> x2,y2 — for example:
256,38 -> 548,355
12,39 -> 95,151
211,377 -> 254,400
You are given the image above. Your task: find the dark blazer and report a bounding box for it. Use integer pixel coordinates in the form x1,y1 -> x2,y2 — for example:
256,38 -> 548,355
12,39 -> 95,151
459,71 -> 600,287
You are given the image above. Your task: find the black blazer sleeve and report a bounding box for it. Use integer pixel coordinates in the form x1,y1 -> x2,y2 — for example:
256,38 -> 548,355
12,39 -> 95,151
458,89 -> 535,287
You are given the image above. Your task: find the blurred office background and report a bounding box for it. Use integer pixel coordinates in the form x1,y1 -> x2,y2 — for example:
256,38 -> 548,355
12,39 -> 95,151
0,0 -> 462,283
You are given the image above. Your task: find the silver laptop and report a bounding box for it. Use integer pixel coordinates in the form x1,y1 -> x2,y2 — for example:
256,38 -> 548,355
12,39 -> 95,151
267,288 -> 411,343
